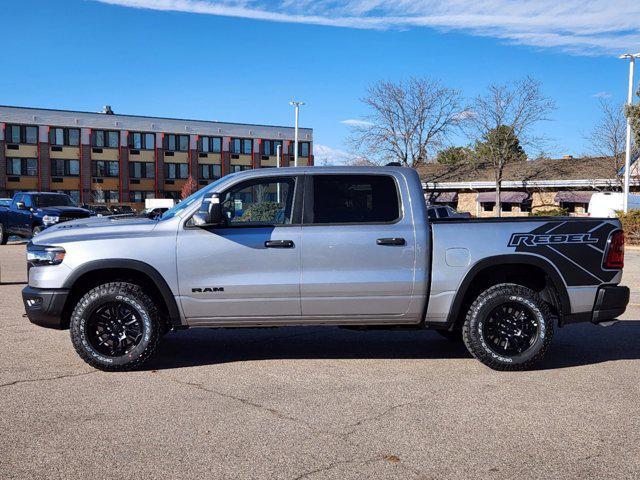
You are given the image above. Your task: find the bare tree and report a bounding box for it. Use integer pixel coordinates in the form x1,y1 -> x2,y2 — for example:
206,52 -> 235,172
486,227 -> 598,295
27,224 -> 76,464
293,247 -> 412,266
586,100 -> 628,188
347,77 -> 467,168
468,76 -> 556,216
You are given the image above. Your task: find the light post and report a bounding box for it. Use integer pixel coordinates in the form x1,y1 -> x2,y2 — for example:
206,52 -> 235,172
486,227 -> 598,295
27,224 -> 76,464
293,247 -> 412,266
620,53 -> 640,212
289,100 -> 305,167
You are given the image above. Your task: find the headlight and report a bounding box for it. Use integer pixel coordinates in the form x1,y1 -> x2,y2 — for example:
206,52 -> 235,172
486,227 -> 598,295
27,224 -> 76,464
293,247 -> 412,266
42,215 -> 60,226
26,245 -> 66,267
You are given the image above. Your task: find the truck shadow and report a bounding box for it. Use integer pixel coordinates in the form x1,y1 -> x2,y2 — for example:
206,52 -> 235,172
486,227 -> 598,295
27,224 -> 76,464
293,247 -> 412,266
145,320 -> 640,371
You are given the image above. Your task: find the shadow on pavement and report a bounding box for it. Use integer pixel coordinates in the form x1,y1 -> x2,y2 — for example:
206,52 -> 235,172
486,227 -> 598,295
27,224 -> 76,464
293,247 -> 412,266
145,320 -> 640,371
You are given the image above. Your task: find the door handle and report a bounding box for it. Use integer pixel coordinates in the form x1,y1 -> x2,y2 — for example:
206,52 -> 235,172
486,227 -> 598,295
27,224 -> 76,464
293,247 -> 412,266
376,237 -> 406,246
265,240 -> 295,248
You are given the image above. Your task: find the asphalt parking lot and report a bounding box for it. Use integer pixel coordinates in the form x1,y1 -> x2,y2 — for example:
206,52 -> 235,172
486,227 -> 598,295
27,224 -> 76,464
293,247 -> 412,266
1,244 -> 639,480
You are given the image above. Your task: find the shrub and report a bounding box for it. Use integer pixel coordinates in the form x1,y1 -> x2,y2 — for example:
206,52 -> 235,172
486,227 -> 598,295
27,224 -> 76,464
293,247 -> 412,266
617,210 -> 640,245
529,208 -> 568,217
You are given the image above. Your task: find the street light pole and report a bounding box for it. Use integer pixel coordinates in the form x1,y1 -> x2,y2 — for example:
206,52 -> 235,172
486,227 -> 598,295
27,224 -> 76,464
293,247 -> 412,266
289,100 -> 305,167
620,53 -> 640,212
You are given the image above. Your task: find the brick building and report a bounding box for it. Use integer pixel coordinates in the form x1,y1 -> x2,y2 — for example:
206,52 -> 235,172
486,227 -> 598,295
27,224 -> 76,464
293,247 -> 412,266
419,156 -> 639,217
0,105 -> 313,208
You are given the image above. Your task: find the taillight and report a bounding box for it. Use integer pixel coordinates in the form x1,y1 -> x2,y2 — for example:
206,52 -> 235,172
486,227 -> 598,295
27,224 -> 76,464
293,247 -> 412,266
604,230 -> 625,269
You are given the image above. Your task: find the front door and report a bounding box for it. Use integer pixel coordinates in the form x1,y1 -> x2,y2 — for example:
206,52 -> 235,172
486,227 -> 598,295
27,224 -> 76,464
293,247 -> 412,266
300,173 -> 416,318
177,175 -> 302,321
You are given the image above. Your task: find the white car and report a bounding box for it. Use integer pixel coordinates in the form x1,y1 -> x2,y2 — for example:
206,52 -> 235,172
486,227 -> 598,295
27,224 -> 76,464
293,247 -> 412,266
588,192 -> 640,217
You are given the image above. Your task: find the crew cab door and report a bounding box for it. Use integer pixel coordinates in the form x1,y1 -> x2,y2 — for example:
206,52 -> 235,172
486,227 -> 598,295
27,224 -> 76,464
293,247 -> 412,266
9,194 -> 31,235
300,173 -> 416,318
176,175 -> 302,321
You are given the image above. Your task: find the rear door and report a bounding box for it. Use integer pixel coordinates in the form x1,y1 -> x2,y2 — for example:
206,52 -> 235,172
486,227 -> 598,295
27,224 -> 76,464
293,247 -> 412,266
300,173 -> 416,317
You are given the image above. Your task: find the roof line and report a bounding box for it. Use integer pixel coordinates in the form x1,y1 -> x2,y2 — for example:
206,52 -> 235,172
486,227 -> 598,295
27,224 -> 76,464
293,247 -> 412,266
0,105 -> 312,131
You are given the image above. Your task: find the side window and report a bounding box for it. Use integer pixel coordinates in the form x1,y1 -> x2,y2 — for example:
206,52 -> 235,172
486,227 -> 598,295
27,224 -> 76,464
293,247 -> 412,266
427,208 -> 437,220
22,195 -> 33,208
13,194 -> 23,207
221,177 -> 295,226
436,207 -> 448,218
309,175 -> 400,224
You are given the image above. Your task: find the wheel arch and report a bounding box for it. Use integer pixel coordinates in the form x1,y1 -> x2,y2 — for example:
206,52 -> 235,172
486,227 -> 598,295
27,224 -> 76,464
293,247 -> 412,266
444,254 -> 571,330
61,259 -> 183,328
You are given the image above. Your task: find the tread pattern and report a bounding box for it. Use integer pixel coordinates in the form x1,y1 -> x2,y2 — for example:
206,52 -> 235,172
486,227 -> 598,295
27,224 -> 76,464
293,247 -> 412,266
70,282 -> 162,371
462,283 -> 554,371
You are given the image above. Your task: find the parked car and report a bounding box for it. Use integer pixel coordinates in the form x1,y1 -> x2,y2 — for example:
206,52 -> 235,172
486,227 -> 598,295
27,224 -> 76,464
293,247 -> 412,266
22,166 -> 629,372
0,198 -> 12,208
109,204 -> 135,215
0,192 -> 93,244
588,192 -> 640,217
140,207 -> 169,219
426,204 -> 471,219
89,204 -> 112,217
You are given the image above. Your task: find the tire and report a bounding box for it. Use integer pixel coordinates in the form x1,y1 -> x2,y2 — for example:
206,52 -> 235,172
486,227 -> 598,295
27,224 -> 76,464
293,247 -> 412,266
32,226 -> 43,237
0,223 -> 8,245
462,283 -> 554,371
70,282 -> 162,371
436,328 -> 463,342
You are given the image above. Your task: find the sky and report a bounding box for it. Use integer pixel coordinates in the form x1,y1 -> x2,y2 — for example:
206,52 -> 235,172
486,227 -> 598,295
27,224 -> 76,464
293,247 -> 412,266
1,0 -> 639,164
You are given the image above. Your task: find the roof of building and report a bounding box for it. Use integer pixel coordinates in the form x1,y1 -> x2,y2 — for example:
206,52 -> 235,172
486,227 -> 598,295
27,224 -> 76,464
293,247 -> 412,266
417,156 -> 623,184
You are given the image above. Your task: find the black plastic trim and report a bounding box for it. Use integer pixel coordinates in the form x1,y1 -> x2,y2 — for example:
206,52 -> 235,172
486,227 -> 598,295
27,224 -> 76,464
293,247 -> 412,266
22,286 -> 70,329
440,254 -> 571,328
61,259 -> 183,326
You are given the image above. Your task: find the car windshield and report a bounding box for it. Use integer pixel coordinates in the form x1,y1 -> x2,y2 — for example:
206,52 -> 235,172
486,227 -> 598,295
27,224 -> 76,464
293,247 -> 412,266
34,194 -> 75,208
161,176 -> 229,221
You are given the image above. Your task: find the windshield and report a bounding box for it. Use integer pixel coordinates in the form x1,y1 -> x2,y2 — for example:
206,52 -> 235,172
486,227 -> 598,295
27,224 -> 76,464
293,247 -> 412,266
34,194 -> 75,208
160,176 -> 228,221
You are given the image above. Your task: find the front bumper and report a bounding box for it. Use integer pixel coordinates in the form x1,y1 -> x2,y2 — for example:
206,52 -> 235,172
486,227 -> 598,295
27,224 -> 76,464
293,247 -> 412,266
22,286 -> 69,329
563,285 -> 630,325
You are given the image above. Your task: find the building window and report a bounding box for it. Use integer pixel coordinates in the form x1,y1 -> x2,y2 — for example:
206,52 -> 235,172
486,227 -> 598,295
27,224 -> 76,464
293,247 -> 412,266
92,130 -> 119,148
6,124 -> 38,144
49,127 -> 80,146
262,140 -> 283,156
199,136 -> 222,153
54,190 -> 80,204
129,162 -> 155,179
200,164 -> 221,180
521,200 -> 532,213
129,132 -> 155,150
501,203 -> 513,212
51,159 -> 80,176
165,163 -> 189,179
230,165 -> 251,173
92,160 -> 119,177
6,158 -> 38,176
481,202 -> 495,212
289,141 -> 310,157
129,191 -> 155,203
165,134 -> 189,152
92,190 -> 119,203
231,138 -> 252,155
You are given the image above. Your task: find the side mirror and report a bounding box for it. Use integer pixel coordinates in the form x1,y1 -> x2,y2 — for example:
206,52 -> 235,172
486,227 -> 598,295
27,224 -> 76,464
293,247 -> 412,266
16,201 -> 27,210
192,193 -> 225,227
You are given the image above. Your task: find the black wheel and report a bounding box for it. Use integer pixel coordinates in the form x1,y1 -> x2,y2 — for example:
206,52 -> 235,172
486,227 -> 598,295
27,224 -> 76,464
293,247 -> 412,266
462,283 -> 554,371
32,226 -> 43,237
0,223 -> 8,245
70,282 -> 162,371
435,329 -> 463,342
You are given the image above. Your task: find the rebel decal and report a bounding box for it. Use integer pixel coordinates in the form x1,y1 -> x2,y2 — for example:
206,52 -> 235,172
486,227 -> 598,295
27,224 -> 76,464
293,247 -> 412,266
508,220 -> 618,287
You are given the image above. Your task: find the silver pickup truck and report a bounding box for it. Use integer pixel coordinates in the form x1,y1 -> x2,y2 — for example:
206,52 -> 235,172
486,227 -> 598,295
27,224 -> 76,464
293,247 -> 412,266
22,166 -> 629,371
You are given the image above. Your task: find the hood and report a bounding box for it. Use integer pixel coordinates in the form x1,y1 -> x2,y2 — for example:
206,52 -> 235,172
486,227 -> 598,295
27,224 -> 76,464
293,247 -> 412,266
32,215 -> 160,246
35,206 -> 93,216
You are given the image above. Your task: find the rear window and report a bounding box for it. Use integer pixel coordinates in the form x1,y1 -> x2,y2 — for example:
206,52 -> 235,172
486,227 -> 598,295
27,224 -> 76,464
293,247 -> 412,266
310,174 -> 400,224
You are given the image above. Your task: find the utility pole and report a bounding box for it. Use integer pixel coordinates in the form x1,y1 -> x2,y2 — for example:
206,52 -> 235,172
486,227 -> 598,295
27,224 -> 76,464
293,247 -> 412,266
289,101 -> 305,167
620,53 -> 640,212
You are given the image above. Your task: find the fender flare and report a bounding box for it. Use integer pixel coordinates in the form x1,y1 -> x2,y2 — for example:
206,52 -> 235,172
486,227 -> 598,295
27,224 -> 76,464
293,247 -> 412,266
62,259 -> 182,326
445,254 -> 571,326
